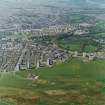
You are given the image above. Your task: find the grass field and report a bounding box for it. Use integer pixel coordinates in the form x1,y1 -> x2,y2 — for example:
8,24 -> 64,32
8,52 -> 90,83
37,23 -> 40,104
57,36 -> 98,52
0,59 -> 105,105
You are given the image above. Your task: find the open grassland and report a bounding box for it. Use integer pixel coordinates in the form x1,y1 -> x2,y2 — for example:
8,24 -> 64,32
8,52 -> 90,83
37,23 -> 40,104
0,59 -> 105,105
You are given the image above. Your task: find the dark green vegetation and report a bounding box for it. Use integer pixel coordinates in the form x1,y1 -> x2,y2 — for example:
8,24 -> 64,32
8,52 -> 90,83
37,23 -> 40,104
89,21 -> 105,45
57,34 -> 99,52
0,59 -> 105,105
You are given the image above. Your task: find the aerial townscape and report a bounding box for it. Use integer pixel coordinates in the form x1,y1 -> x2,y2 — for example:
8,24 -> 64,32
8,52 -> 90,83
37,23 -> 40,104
1,0 -> 105,105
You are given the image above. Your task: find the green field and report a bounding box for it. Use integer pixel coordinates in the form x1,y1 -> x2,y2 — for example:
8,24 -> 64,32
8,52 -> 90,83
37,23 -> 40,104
89,21 -> 105,35
0,59 -> 105,105
57,35 -> 98,52
0,101 -> 9,105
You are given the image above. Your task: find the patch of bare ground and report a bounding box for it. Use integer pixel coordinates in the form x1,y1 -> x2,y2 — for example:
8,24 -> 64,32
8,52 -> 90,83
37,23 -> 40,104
43,89 -> 104,104
0,95 -> 40,105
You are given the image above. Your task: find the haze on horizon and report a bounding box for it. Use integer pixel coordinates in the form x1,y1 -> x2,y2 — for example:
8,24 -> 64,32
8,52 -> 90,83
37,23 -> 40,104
0,0 -> 105,8
0,0 -> 105,29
